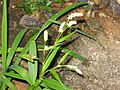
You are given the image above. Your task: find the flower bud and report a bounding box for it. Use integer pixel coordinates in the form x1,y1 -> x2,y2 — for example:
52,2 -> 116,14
44,30 -> 48,42
59,22 -> 65,32
67,21 -> 77,27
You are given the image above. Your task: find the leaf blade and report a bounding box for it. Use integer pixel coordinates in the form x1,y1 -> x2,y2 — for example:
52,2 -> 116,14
2,0 -> 7,69
42,79 -> 71,90
2,75 -> 16,90
10,65 -> 32,85
62,48 -> 86,62
57,31 -> 76,44
6,29 -> 27,68
42,46 -> 60,73
28,40 -> 38,85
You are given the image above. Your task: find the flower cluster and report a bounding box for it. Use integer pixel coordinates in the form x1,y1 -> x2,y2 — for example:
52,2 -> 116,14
59,22 -> 66,33
65,65 -> 83,75
67,12 -> 83,20
44,30 -> 48,42
58,12 -> 84,33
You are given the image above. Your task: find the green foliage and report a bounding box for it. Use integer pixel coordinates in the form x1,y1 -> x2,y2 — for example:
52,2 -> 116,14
18,0 -> 65,15
0,0 -> 94,90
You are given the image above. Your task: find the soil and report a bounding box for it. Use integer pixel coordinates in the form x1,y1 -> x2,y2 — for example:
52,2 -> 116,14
1,0 -> 120,90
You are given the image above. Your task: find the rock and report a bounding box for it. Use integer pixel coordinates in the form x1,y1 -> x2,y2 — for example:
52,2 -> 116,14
19,15 -> 42,28
108,0 -> 120,15
60,8 -> 120,90
99,0 -> 120,15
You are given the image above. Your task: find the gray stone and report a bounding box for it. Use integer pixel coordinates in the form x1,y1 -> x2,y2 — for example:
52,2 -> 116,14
61,10 -> 120,90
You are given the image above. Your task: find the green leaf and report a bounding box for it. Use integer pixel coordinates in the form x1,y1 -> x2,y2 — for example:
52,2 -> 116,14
28,40 -> 38,85
62,48 -> 86,62
42,46 -> 60,73
0,76 -> 3,88
75,29 -> 96,41
34,86 -> 42,90
28,80 -> 41,90
49,69 -> 62,83
49,69 -> 68,89
10,65 -> 32,85
0,82 -> 7,90
42,79 -> 71,90
2,0 -> 7,69
2,75 -> 16,90
6,29 -> 27,68
49,19 -> 61,25
57,31 -> 76,43
4,71 -> 24,80
43,88 -> 51,90
58,50 -> 72,65
18,54 -> 38,62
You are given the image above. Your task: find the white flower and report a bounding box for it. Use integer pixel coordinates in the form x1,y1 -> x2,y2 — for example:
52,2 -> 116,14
67,21 -> 77,27
44,45 -> 48,50
75,68 -> 83,75
72,12 -> 84,17
67,14 -> 73,20
65,65 -> 83,75
59,22 -> 65,32
67,12 -> 83,20
44,30 -> 48,41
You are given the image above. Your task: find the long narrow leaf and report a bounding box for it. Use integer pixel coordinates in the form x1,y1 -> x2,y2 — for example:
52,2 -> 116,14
58,50 -> 71,65
10,65 -> 32,85
28,40 -> 38,85
6,29 -> 27,68
76,29 -> 96,41
15,33 -> 37,65
0,47 -> 24,54
49,69 -> 62,83
4,71 -> 24,80
57,31 -> 76,43
18,54 -> 38,62
62,48 -> 86,62
0,83 -> 6,90
42,46 -> 60,73
49,69 -> 69,89
42,79 -> 71,90
2,0 -> 7,69
2,75 -> 16,90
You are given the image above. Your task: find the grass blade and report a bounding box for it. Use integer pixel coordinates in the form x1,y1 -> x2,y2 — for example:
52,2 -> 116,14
18,54 -> 38,62
42,79 -> 71,90
49,69 -> 62,83
2,75 -> 16,90
15,33 -> 37,65
58,50 -> 71,65
76,29 -> 96,41
10,65 -> 32,85
62,48 -> 86,62
2,0 -> 7,69
6,29 -> 27,68
49,69 -> 67,89
42,46 -> 60,73
57,31 -> 76,44
4,71 -> 24,80
28,40 -> 38,85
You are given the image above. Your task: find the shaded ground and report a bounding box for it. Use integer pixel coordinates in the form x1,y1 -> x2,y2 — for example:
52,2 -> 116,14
1,0 -> 120,90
